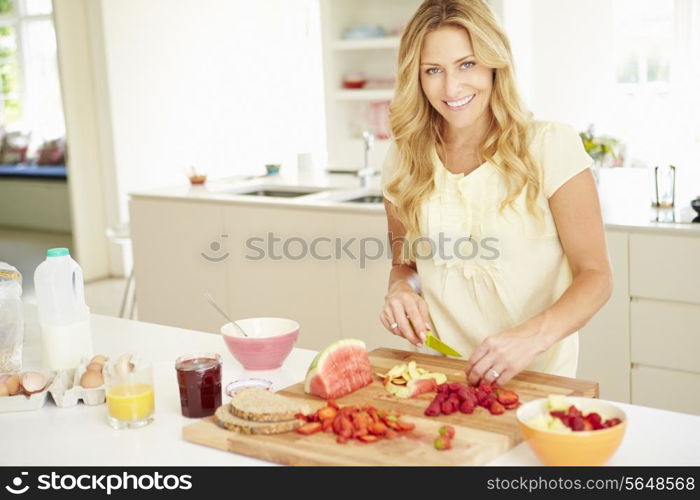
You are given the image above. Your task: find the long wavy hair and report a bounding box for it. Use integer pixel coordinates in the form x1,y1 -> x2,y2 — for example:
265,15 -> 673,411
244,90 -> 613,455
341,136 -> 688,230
386,0 -> 542,262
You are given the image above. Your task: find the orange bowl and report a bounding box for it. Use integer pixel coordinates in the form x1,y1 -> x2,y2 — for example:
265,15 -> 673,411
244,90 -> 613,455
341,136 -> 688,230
516,396 -> 627,466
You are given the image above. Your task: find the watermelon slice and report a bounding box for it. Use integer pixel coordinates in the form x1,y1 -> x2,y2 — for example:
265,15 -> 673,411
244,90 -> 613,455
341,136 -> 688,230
304,339 -> 373,399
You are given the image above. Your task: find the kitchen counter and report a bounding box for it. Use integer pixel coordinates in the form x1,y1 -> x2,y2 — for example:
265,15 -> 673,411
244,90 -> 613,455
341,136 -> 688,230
3,311 -> 699,466
130,167 -> 700,235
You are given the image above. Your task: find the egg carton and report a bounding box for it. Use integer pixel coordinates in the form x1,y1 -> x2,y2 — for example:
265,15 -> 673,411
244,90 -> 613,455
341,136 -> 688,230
0,371 -> 55,412
48,359 -> 106,407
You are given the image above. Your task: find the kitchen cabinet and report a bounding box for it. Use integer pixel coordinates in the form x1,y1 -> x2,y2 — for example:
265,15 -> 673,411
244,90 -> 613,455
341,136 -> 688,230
631,365 -> 700,416
129,198 -> 227,334
222,204 -> 340,351
130,188 -> 700,415
333,211 -> 410,351
629,233 -> 700,304
577,230 -> 630,402
627,232 -> 700,415
631,298 -> 700,374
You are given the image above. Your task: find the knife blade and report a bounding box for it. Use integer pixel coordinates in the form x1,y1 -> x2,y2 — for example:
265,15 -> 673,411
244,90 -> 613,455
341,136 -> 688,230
424,331 -> 462,357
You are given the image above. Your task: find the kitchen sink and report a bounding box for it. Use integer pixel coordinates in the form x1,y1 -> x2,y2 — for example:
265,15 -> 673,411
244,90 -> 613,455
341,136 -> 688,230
345,195 -> 384,204
236,189 -> 320,198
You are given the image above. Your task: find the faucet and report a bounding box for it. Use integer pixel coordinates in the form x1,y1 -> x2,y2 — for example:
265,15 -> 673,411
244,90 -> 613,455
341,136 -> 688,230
357,130 -> 376,188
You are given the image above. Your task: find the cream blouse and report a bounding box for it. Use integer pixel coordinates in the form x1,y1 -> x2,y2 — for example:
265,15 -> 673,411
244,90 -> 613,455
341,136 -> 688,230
381,121 -> 593,377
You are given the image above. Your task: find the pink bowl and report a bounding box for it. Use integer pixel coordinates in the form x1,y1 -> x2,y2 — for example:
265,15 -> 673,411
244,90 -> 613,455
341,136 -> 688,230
220,318 -> 299,370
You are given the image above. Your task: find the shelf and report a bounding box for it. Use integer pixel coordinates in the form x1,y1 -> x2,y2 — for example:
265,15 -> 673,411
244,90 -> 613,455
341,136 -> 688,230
332,37 -> 400,51
335,89 -> 394,101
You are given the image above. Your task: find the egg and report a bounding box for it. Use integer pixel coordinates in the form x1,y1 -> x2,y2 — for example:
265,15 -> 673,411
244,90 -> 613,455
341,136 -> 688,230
90,355 -> 108,365
21,372 -> 47,394
86,362 -> 103,373
80,370 -> 104,388
0,383 -> 9,397
3,374 -> 20,395
114,354 -> 134,376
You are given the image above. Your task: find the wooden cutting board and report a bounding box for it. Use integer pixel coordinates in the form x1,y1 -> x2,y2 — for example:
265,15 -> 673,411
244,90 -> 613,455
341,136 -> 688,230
182,347 -> 598,466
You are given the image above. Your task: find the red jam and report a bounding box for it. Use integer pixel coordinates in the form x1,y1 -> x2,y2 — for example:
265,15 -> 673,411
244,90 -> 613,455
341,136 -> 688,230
175,355 -> 222,418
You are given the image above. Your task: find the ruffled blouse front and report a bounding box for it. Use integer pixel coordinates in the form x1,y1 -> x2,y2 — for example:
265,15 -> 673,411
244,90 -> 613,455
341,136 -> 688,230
381,121 -> 593,377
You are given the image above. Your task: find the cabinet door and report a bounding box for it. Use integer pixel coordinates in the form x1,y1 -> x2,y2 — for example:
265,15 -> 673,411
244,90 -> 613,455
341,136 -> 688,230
631,299 -> 700,373
334,212 -> 411,352
632,365 -> 700,416
224,205 -> 340,351
630,233 -> 700,304
577,230 -> 630,402
129,198 -> 227,333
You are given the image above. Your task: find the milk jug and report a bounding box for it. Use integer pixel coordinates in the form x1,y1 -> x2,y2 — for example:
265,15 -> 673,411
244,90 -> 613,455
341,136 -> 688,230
34,248 -> 92,369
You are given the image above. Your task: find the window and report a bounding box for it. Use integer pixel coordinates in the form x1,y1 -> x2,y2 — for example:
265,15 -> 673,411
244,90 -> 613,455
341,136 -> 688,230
614,0 -> 673,89
0,0 -> 64,143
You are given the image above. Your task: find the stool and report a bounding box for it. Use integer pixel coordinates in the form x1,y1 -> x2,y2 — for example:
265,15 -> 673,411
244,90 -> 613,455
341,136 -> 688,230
106,223 -> 135,319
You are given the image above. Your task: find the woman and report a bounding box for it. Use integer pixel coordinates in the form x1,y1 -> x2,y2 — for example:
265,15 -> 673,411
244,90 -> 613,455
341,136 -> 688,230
379,0 -> 612,386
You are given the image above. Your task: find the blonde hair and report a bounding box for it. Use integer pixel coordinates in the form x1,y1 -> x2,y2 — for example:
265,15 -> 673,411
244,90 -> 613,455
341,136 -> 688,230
386,0 -> 542,262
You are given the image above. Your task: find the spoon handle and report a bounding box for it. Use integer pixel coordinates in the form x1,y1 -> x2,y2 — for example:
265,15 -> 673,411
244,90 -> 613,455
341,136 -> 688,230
204,292 -> 248,337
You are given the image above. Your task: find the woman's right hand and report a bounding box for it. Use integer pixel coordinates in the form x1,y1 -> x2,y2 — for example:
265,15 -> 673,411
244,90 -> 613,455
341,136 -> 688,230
379,280 -> 432,346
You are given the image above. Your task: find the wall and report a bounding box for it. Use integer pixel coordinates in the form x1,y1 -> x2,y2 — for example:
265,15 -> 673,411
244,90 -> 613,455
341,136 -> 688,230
99,0 -> 325,221
53,0 -> 325,278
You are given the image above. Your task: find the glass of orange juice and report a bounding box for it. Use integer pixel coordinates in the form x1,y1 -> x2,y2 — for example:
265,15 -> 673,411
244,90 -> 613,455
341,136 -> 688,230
104,357 -> 155,429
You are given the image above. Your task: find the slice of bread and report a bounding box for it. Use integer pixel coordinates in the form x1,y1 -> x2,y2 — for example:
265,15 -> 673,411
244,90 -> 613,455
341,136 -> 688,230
214,404 -> 305,435
229,387 -> 311,422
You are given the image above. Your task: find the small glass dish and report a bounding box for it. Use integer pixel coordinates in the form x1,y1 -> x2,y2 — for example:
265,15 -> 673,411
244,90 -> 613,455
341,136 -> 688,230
225,378 -> 272,397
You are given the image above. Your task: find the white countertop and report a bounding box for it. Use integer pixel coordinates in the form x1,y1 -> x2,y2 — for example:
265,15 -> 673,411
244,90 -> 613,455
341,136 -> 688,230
130,166 -> 700,235
3,311 -> 700,466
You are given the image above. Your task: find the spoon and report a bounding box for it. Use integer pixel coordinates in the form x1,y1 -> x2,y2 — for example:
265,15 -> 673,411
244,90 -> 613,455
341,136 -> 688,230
203,292 -> 248,337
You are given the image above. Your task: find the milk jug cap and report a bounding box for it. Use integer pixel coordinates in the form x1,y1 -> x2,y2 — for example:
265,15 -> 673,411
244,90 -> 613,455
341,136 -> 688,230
47,248 -> 70,257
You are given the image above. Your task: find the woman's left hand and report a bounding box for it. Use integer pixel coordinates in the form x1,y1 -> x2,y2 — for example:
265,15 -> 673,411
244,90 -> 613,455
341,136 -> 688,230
465,324 -> 553,386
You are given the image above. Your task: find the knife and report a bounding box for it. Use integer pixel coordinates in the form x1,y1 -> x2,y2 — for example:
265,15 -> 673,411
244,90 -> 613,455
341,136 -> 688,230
424,331 -> 462,357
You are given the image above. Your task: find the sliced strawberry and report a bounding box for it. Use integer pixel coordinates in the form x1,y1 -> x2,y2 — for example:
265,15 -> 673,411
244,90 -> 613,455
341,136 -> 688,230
369,422 -> 388,436
358,434 -> 380,443
567,405 -> 583,418
317,406 -> 337,420
571,416 -> 585,431
385,429 -> 399,440
321,418 -> 334,433
604,418 -> 622,428
339,417 -> 354,438
385,419 -> 400,430
327,400 -> 340,410
489,400 -> 505,415
496,390 -> 519,405
396,420 -> 415,432
503,401 -> 520,410
336,434 -> 348,444
584,412 -> 602,427
437,383 -> 450,394
296,422 -> 322,435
